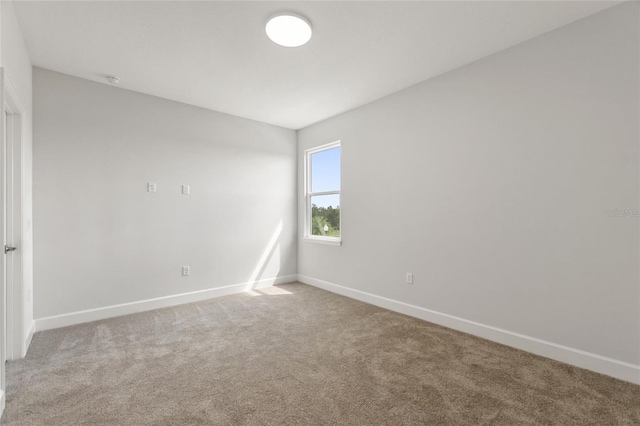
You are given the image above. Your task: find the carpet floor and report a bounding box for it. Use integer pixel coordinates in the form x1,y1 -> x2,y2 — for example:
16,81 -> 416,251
3,283 -> 639,425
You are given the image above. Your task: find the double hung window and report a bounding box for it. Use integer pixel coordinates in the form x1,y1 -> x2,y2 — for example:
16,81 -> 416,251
304,141 -> 341,245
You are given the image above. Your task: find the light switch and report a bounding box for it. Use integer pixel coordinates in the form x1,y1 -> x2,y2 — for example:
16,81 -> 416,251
406,273 -> 413,284
182,184 -> 190,195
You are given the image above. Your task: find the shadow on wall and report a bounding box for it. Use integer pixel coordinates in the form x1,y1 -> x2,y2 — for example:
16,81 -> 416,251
245,220 -> 284,291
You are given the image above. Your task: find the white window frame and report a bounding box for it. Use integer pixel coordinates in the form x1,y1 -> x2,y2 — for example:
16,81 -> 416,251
304,140 -> 341,246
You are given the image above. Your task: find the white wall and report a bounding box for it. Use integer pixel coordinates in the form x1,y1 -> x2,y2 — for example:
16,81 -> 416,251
1,0 -> 34,354
298,2 -> 639,378
33,68 -> 297,321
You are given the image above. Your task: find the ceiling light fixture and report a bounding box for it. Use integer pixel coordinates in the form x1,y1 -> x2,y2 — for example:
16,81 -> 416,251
265,14 -> 312,47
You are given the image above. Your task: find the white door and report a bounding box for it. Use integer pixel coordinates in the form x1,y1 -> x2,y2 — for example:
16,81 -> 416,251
0,68 -> 25,416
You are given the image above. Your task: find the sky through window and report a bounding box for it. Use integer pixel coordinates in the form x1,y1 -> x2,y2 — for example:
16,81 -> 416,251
311,147 -> 340,208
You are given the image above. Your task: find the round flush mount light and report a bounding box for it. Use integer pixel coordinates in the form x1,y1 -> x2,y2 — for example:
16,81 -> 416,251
106,76 -> 120,85
265,14 -> 312,47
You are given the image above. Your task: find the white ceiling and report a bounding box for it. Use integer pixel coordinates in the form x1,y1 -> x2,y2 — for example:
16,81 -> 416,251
14,1 -> 620,130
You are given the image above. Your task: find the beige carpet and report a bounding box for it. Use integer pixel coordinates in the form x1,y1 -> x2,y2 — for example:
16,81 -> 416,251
3,283 -> 639,425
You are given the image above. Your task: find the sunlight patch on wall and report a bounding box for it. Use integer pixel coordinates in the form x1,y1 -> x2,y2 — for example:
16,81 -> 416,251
246,220 -> 283,289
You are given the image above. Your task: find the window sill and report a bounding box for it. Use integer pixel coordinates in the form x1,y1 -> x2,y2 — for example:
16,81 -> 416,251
303,236 -> 342,246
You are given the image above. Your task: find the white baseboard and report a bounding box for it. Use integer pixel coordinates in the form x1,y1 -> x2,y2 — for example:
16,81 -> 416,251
297,274 -> 640,385
25,320 -> 35,354
0,389 -> 5,420
35,275 -> 297,332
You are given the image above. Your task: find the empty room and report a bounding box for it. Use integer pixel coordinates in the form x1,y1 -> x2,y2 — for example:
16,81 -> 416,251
0,0 -> 638,424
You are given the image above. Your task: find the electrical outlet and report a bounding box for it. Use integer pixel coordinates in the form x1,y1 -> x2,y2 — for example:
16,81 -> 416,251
182,266 -> 190,276
406,272 -> 413,284
147,182 -> 157,193
182,184 -> 190,195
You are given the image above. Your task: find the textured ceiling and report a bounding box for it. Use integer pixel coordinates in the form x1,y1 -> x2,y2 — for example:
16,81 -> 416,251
14,1 -> 619,129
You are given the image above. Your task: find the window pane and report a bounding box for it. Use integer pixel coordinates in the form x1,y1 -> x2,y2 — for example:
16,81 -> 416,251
311,147 -> 340,192
310,194 -> 340,237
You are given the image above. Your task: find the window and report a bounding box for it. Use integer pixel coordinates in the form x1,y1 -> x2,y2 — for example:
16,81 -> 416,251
304,141 -> 341,245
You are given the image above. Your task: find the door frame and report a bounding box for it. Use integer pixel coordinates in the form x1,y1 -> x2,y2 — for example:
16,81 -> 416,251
0,67 -> 6,414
